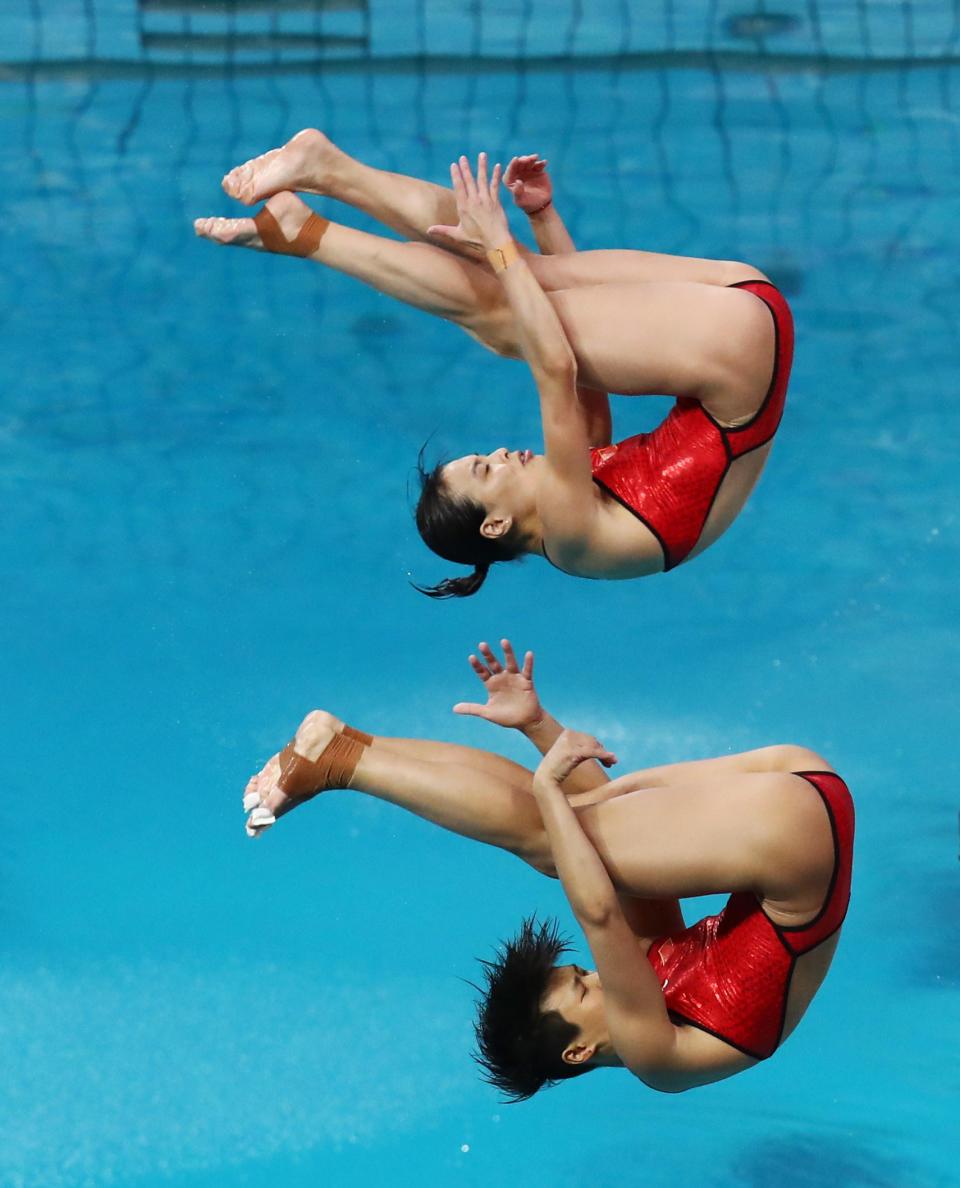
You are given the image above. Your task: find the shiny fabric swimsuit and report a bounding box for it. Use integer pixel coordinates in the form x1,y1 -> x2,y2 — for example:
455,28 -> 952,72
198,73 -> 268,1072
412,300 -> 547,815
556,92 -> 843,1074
590,280 -> 794,570
645,771 -> 854,1061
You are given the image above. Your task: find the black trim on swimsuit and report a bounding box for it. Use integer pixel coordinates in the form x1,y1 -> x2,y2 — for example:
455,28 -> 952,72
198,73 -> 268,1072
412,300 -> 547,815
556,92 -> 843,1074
541,497 -> 671,576
768,773 -> 844,946
707,279 -> 785,453
663,1011 -> 775,1062
591,480 -> 671,567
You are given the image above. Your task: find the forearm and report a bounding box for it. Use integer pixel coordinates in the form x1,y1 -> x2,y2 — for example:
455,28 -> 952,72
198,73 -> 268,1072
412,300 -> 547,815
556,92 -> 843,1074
522,711 -> 610,794
533,775 -> 620,926
496,254 -> 577,383
527,203 -> 576,255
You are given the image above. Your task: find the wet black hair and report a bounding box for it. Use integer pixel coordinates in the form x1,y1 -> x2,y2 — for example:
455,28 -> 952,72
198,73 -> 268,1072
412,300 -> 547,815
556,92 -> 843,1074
413,450 -> 524,599
473,916 -> 591,1102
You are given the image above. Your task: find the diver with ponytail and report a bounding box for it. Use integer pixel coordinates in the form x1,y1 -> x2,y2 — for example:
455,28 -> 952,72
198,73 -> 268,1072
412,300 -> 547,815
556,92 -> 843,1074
404,155 -> 791,596
199,141 -> 793,593
414,455 -> 527,598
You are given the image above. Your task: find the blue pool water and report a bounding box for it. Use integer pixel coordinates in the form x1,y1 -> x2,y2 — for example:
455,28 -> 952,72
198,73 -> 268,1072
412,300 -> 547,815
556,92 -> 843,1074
2,5 -> 958,1186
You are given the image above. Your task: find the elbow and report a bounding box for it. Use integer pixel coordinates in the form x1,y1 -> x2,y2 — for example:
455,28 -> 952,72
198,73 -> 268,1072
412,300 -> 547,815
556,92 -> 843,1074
574,896 -> 619,930
535,345 -> 577,385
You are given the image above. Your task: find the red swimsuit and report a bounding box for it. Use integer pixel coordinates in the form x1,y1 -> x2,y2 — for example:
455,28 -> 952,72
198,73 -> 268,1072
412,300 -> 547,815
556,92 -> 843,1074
590,280 -> 794,571
646,771 -> 854,1061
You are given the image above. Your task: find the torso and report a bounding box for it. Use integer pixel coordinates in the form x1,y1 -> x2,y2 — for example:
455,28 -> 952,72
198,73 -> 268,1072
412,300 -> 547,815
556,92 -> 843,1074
542,281 -> 793,579
640,771 -> 854,1085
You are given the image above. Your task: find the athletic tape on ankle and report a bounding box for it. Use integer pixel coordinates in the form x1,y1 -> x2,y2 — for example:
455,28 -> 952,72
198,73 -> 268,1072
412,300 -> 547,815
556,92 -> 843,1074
486,240 -> 521,273
253,207 -> 330,258
277,731 -> 367,798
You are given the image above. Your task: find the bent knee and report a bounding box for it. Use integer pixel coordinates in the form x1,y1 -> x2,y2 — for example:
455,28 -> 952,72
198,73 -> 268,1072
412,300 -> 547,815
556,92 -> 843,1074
517,839 -> 558,879
460,308 -> 521,359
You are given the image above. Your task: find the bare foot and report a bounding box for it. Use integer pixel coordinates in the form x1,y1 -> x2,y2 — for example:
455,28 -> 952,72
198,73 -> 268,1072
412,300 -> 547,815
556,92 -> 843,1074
221,128 -> 341,206
194,190 -> 316,251
243,709 -> 344,838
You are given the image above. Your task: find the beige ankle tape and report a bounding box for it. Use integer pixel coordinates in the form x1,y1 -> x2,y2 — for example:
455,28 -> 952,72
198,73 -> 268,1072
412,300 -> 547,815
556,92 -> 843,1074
486,239 -> 520,273
277,730 -> 367,799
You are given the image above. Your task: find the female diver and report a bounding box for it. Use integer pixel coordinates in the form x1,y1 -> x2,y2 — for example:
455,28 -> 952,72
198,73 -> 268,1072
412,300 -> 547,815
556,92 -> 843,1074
195,132 -> 794,597
240,640 -> 852,1099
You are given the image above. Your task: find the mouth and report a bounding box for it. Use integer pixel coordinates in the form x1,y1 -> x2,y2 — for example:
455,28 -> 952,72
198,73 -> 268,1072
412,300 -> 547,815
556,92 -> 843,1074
519,449 -> 532,465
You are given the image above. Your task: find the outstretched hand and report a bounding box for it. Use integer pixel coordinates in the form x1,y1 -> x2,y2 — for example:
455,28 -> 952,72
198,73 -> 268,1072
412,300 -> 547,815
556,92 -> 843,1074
453,639 -> 544,730
428,152 -> 512,254
504,154 -> 552,214
535,729 -> 618,791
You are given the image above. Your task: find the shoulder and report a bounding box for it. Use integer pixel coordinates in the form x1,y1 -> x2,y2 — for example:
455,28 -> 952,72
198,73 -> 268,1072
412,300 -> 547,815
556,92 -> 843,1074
540,489 -> 667,579
626,1023 -> 756,1093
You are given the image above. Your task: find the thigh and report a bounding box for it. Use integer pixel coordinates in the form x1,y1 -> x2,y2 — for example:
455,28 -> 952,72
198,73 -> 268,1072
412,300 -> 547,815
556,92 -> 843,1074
686,445 -> 771,559
548,281 -> 773,408
603,746 -> 836,790
575,771 -> 835,909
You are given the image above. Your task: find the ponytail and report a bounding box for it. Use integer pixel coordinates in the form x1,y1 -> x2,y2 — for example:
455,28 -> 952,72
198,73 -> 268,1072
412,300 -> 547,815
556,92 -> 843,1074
412,564 -> 490,600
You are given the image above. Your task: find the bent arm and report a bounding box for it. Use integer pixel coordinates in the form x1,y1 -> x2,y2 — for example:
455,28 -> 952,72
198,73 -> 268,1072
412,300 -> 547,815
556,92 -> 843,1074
532,733 -> 686,1075
440,154 -> 604,538
506,161 -> 612,444
491,251 -> 606,540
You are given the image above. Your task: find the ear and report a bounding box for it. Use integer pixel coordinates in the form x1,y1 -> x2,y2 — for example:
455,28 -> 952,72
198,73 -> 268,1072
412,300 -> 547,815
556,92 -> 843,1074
480,513 -> 512,541
561,1040 -> 597,1067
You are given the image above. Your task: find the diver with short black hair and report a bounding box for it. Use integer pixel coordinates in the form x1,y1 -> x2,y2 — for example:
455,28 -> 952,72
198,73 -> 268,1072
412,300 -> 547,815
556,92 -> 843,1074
241,640 -> 852,1098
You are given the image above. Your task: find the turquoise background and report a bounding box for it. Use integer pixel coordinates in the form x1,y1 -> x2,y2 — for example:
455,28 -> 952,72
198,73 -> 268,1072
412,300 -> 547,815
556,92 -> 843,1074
1,4 -> 957,1185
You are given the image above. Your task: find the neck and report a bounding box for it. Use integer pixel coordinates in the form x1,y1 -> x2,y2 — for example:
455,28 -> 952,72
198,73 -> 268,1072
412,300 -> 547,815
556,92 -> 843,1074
591,1038 -> 623,1069
513,512 -> 544,556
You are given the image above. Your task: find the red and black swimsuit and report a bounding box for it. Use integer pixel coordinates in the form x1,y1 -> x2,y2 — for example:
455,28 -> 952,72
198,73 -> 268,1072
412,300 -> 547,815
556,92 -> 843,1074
590,280 -> 794,570
645,772 -> 854,1061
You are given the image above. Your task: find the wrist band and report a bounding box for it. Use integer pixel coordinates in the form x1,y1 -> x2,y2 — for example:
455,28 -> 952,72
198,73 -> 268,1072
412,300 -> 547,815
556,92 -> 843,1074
526,199 -> 552,216
486,240 -> 521,272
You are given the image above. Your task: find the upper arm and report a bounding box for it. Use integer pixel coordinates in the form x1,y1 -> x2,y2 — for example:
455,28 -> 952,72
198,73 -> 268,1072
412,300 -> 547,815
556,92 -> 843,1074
616,893 -> 685,943
585,912 -> 744,1087
576,384 -> 612,448
580,909 -> 680,1072
533,367 -> 604,540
